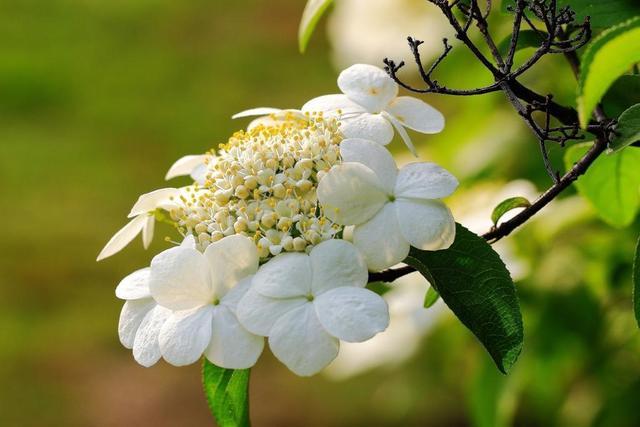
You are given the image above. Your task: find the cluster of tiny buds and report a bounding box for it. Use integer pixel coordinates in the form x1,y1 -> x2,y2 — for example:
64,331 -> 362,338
168,112 -> 345,259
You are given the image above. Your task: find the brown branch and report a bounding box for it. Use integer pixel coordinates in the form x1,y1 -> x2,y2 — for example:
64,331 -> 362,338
482,135 -> 607,241
369,0 -> 611,285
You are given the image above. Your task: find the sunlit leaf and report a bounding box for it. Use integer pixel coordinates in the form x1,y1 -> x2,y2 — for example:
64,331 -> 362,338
491,196 -> 531,226
577,16 -> 640,127
423,286 -> 440,308
564,142 -> 640,227
298,0 -> 333,53
202,359 -> 251,427
405,223 -> 523,374
609,104 -> 640,153
634,236 -> 640,327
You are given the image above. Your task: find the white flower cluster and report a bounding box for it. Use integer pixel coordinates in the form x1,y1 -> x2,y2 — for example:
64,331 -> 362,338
99,64 -> 459,376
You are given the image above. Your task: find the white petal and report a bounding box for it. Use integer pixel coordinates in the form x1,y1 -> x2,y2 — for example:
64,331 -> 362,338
384,111 -> 417,156
337,64 -> 398,112
232,107 -> 283,118
340,138 -> 398,193
220,276 -> 253,312
353,203 -> 410,271
142,215 -> 155,249
96,215 -> 147,261
236,286 -> 307,336
314,287 -> 389,342
394,162 -> 459,200
180,234 -> 196,248
386,96 -> 445,134
149,246 -> 214,311
128,188 -> 180,218
159,305 -> 214,366
317,163 -> 388,226
301,94 -> 364,113
309,240 -> 368,295
395,199 -> 456,250
204,235 -> 259,291
205,306 -> 264,369
132,305 -> 172,367
115,268 -> 151,300
118,298 -> 155,349
252,253 -> 312,298
339,113 -> 394,146
191,163 -> 208,185
165,155 -> 208,180
268,304 -> 339,376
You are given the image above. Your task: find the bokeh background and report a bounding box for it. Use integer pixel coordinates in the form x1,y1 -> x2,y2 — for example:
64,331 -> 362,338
2,0 -> 640,426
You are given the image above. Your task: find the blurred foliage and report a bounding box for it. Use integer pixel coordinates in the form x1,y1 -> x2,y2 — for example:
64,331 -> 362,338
1,0 -> 639,426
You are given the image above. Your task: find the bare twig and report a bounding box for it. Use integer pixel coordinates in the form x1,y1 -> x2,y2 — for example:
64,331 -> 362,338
370,0 -> 613,284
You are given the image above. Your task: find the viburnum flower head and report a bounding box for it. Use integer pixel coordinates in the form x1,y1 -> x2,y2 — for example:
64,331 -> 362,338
317,138 -> 458,271
237,239 -> 389,376
116,267 -> 171,367
170,113 -> 344,258
148,234 -> 265,368
303,63 -> 445,155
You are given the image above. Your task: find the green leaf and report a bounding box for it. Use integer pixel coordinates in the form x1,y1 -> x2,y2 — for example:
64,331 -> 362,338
577,16 -> 640,127
497,30 -> 547,55
404,223 -> 523,374
368,281 -> 393,296
298,0 -> 333,53
603,74 -> 640,118
610,104 -> 640,152
491,197 -> 531,226
423,286 -> 440,308
634,236 -> 640,327
501,0 -> 640,28
202,359 -> 251,427
564,142 -> 640,227
558,0 -> 640,29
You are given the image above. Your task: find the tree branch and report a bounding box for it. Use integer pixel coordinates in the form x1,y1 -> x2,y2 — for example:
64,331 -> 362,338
370,0 -> 613,285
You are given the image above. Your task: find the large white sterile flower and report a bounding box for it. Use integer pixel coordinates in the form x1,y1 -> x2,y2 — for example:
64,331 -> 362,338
97,188 -> 183,261
317,138 -> 457,271
165,155 -> 209,185
116,268 -> 171,367
236,239 -> 389,376
149,234 -> 264,368
302,64 -> 444,155
116,236 -> 196,367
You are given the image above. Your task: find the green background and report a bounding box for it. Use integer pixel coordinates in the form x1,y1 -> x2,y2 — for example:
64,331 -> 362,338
1,0 -> 639,425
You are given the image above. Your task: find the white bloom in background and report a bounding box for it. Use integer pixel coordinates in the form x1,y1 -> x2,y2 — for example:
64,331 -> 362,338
237,239 -> 389,376
149,234 -> 264,368
97,188 -> 183,261
317,138 -> 457,271
327,0 -> 450,70
165,154 -> 209,185
451,180 -> 539,281
303,64 -> 444,155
